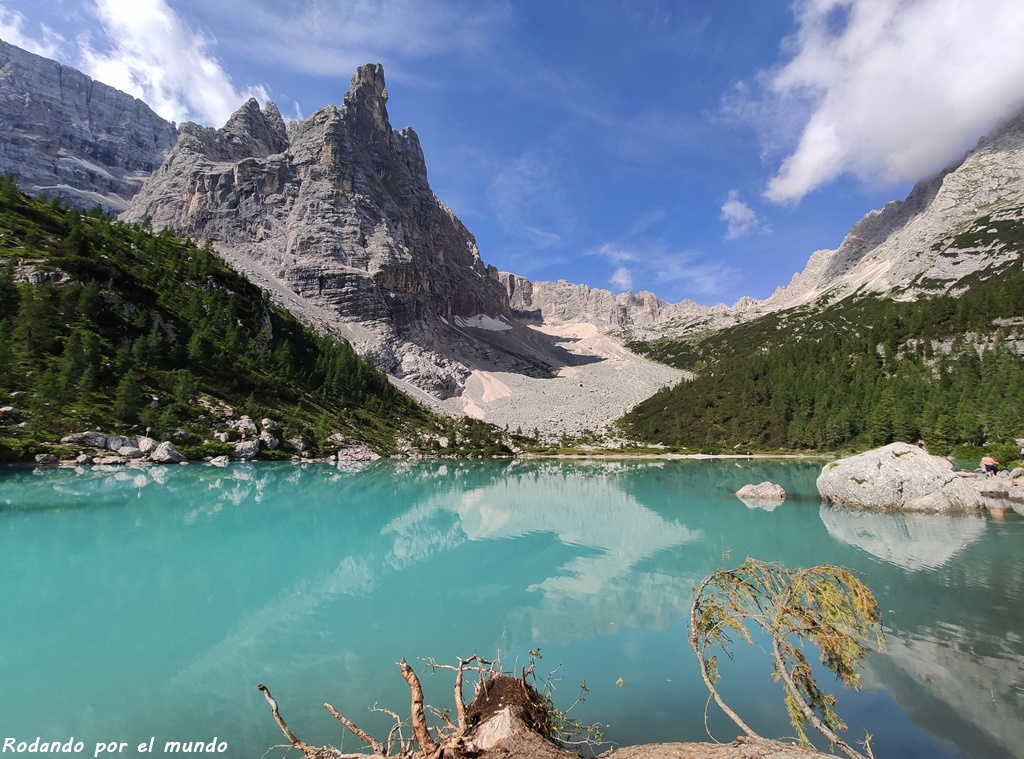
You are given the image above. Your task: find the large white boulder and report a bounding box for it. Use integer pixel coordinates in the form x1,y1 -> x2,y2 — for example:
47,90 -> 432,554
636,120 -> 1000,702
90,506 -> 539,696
817,442 -> 985,512
150,441 -> 185,464
233,440 -> 260,461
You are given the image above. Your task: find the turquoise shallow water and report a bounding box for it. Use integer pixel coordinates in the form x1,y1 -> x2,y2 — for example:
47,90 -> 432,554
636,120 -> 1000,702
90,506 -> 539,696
1,459 -> 1021,759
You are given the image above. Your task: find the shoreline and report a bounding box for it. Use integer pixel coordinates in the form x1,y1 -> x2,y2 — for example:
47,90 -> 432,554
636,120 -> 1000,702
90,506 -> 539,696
1,450 -> 833,470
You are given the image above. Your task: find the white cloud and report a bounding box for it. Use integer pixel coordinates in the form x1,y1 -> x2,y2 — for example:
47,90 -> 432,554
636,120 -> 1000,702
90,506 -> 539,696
747,0 -> 1024,203
0,4 -> 64,58
75,0 -> 267,125
610,266 -> 633,292
191,0 -> 509,84
589,242 -> 732,299
720,190 -> 768,240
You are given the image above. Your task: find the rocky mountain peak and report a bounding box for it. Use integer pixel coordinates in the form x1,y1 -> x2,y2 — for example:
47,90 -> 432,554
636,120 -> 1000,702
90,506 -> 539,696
177,97 -> 290,162
343,63 -> 390,136
126,63 -> 513,398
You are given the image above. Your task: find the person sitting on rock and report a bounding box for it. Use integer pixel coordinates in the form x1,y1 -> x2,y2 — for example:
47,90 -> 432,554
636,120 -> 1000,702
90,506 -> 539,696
981,454 -> 999,476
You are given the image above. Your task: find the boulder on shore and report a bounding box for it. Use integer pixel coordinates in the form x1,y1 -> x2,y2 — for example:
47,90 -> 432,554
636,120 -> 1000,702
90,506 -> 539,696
60,431 -> 107,448
233,440 -> 260,461
817,442 -> 984,512
337,444 -> 381,463
150,441 -> 185,464
136,436 -> 158,454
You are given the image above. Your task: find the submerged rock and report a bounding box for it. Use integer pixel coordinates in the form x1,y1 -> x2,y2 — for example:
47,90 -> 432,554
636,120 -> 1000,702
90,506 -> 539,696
817,443 -> 984,512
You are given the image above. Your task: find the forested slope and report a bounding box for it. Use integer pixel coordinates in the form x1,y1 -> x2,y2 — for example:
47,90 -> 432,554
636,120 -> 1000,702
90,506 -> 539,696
621,212 -> 1024,456
0,178 -> 512,460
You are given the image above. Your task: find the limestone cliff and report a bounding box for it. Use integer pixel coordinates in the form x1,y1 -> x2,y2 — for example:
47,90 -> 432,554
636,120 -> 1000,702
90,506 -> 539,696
766,104 -> 1024,309
0,39 -> 176,211
124,64 -> 514,397
498,273 -> 711,331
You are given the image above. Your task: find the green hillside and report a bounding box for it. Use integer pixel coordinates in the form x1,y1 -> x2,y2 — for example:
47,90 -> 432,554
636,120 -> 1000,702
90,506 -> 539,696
620,214 -> 1024,457
0,177 -> 514,461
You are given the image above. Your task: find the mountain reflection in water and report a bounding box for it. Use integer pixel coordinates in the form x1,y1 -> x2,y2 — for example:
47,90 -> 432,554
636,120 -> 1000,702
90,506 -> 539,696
1,459 -> 1021,759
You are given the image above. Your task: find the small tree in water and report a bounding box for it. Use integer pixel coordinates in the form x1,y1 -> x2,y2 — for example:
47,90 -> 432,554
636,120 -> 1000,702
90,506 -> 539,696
689,558 -> 884,759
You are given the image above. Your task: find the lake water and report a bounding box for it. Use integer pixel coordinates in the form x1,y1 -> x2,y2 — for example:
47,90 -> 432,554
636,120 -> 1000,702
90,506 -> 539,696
1,459 -> 1021,759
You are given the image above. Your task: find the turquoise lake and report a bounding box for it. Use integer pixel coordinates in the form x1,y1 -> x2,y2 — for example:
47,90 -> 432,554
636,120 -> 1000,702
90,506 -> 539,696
1,459 -> 1022,758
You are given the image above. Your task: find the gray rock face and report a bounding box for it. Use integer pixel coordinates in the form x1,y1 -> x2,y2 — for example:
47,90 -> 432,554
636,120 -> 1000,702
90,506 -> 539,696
738,481 -> 786,499
0,40 -> 176,211
735,481 -> 787,511
124,64 -> 510,398
336,444 -> 380,462
732,106 -> 1024,321
231,416 -> 259,437
498,273 -> 711,331
817,443 -> 985,512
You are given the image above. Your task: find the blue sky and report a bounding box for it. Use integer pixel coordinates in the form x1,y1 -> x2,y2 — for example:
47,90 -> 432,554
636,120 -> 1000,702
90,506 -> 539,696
3,0 -> 1024,307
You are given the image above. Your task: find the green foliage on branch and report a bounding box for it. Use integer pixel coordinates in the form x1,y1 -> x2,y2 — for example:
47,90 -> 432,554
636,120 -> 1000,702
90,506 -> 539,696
690,558 -> 883,759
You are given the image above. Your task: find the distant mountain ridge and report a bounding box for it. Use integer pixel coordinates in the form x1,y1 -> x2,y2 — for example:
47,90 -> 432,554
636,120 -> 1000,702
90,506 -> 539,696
0,39 -> 176,211
501,105 -> 1024,338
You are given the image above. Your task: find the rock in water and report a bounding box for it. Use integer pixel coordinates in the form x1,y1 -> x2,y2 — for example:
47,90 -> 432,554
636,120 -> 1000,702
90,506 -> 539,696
736,482 -> 787,500
0,40 -> 176,211
817,442 -> 984,512
736,481 -> 787,511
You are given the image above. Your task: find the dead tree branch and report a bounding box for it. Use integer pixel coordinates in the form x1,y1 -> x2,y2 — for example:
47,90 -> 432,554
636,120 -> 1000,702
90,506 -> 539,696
324,703 -> 387,756
257,683 -> 352,759
399,659 -> 438,756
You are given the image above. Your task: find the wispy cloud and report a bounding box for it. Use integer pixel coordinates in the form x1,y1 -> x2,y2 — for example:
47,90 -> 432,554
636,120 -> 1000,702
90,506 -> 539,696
720,190 -> 769,240
3,0 -> 510,123
487,151 -> 574,249
0,4 -> 64,58
589,242 -> 732,299
73,0 -> 266,125
609,266 -> 633,292
192,0 -> 510,85
730,0 -> 1024,203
